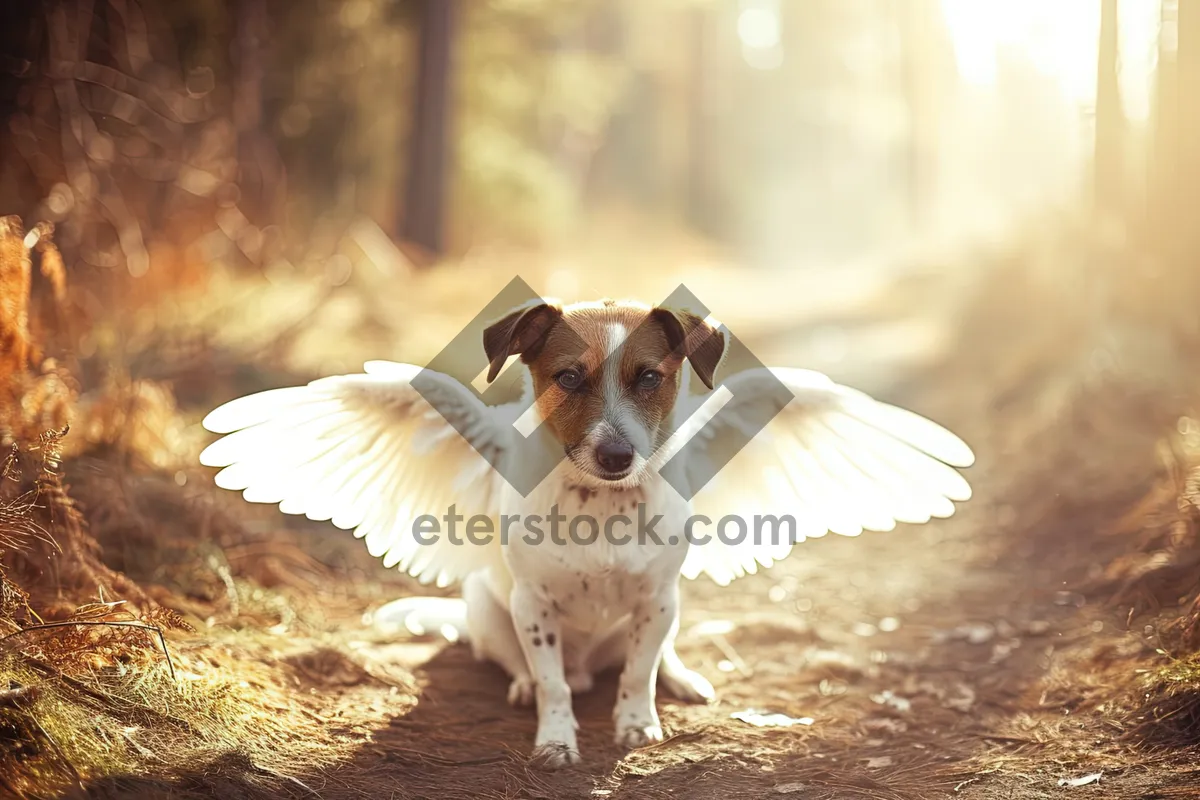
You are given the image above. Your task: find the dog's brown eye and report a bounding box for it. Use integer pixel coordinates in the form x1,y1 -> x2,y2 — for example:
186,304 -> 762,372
637,370 -> 663,390
556,369 -> 583,391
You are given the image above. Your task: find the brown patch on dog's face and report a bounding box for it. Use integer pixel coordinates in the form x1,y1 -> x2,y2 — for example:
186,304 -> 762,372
483,299 -> 726,484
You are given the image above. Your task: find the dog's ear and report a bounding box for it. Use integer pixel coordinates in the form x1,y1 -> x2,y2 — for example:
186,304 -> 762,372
482,301 -> 563,382
651,307 -> 726,390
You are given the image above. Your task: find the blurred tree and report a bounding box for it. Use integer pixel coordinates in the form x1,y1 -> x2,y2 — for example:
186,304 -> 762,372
233,0 -> 285,228
898,0 -> 954,235
1145,0 -> 1200,262
1094,0 -> 1123,219
450,0 -> 628,249
592,2 -> 697,225
1147,0 -> 1179,251
260,0 -> 414,244
685,2 -> 720,236
718,0 -> 911,267
403,0 -> 455,255
1181,0 -> 1200,236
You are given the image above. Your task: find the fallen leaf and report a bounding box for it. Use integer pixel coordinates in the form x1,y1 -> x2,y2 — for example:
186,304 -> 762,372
866,756 -> 894,769
773,783 -> 808,794
943,683 -> 977,712
1058,773 -> 1102,787
861,717 -> 908,735
1054,591 -> 1086,607
990,639 -> 1020,664
689,619 -> 736,637
869,690 -> 912,713
731,710 -> 814,727
852,621 -> 878,637
932,623 -> 996,645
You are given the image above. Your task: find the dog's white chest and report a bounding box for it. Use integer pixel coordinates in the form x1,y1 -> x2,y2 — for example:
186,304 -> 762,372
497,468 -> 691,633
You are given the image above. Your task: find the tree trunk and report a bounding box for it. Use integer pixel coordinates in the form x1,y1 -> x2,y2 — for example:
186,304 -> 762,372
1094,0 -> 1123,219
1177,0 -> 1200,252
403,0 -> 456,256
685,3 -> 718,236
1147,1 -> 1178,252
1145,0 -> 1200,260
899,0 -> 950,235
233,0 -> 285,237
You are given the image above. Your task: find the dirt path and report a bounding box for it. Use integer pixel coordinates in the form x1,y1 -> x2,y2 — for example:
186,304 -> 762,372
191,362 -> 1188,800
74,245 -> 1200,800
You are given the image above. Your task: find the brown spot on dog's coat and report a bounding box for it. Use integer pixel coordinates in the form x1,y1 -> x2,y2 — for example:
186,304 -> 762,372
481,301 -> 563,382
486,299 -> 727,472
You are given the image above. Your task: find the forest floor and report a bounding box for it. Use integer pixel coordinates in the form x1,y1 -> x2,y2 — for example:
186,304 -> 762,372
12,219 -> 1200,800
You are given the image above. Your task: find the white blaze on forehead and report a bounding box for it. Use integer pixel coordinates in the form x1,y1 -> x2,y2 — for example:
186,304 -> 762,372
597,320 -> 656,458
602,323 -> 627,408
605,322 -> 627,355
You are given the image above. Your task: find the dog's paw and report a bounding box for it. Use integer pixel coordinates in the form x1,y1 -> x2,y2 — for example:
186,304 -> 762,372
659,667 -> 716,705
615,723 -> 664,749
507,676 -> 535,707
530,742 -> 581,770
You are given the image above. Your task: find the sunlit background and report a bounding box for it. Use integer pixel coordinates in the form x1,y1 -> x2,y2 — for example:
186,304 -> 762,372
3,0 -> 1200,795
0,0 -> 1186,344
2,0 -> 1185,385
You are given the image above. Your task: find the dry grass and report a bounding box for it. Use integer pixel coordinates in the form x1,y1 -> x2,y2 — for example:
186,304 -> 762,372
3,206 -> 1200,798
1093,425 -> 1200,639
0,628 -> 346,798
0,218 -> 381,798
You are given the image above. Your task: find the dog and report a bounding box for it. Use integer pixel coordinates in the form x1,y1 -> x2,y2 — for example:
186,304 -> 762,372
201,297 -> 974,769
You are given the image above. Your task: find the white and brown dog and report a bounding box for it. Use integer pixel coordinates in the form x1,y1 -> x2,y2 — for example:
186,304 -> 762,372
201,298 -> 974,769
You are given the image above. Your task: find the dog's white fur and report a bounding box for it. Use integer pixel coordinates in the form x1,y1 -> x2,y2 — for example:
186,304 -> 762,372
201,298 -> 975,771
467,393 -> 711,767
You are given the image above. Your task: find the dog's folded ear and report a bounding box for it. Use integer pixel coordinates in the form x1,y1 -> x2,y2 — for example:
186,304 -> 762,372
482,301 -> 564,382
651,308 -> 727,390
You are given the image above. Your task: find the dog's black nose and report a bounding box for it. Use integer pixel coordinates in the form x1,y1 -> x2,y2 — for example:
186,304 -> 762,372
595,441 -> 634,473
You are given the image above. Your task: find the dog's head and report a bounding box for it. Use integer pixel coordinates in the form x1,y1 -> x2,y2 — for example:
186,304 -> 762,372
483,299 -> 726,487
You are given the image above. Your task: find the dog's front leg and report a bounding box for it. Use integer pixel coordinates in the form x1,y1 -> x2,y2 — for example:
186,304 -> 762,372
612,581 -> 678,748
510,584 -> 580,769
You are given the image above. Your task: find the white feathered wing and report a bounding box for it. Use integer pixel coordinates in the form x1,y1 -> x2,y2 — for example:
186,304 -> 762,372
671,367 -> 975,586
200,360 -> 514,587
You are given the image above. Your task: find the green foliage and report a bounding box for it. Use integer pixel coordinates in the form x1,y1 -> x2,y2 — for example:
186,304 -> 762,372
255,0 -> 633,249
453,0 -> 629,246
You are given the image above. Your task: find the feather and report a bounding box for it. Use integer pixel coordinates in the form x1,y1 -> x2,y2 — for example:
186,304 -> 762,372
681,367 -> 974,584
200,362 -> 514,586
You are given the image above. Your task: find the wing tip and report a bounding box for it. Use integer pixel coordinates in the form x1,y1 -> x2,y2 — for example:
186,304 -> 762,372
949,443 -> 976,469
364,360 -> 419,379
201,386 -> 307,433
200,408 -> 233,435
198,442 -> 225,467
